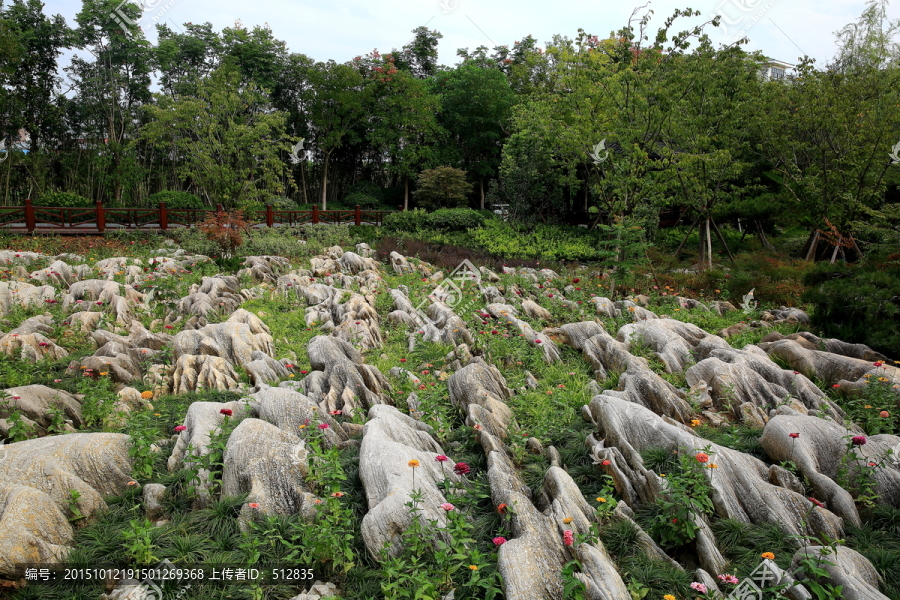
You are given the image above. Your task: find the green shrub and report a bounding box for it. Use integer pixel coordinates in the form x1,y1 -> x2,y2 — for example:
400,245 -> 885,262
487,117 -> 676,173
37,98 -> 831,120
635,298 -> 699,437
147,191 -> 205,209
241,228 -> 307,257
383,209 -> 428,233
413,166 -> 472,210
34,191 -> 93,207
344,192 -> 382,209
299,223 -> 351,249
346,181 -> 386,204
425,208 -> 485,231
802,259 -> 900,356
267,196 -> 299,211
168,228 -> 218,256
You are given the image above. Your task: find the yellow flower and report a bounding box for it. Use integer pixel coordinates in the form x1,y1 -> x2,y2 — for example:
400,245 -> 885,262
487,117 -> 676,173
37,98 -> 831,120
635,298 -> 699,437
596,497 -> 606,503
99,371 -> 109,376
660,474 -> 666,477
878,377 -> 889,382
141,391 -> 154,400
468,565 -> 478,571
154,413 -> 161,416
709,464 -> 719,468
865,405 -> 872,409
761,552 -> 775,560
627,306 -> 636,312
864,374 -> 872,378
690,419 -> 701,427
299,424 -> 308,429
664,595 -> 676,600
563,517 -> 573,524
408,459 -> 420,468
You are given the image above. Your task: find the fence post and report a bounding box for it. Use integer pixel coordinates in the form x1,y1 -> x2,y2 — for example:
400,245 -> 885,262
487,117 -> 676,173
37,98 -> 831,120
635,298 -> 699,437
355,205 -> 361,227
24,198 -> 36,233
266,204 -> 274,228
159,202 -> 168,231
216,204 -> 224,213
312,205 -> 319,224
96,200 -> 106,234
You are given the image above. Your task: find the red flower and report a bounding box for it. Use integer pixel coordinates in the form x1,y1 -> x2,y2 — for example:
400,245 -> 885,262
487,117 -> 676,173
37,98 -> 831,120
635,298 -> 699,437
808,497 -> 825,508
601,459 -> 611,466
874,362 -> 883,367
695,452 -> 710,463
248,502 -> 260,509
789,433 -> 800,439
672,518 -> 678,523
435,455 -> 449,462
573,278 -> 580,283
493,536 -> 507,546
454,462 -> 471,475
497,503 -> 508,514
832,384 -> 840,388
563,530 -> 574,546
174,425 -> 187,432
220,408 -> 233,416
400,358 -> 407,362
851,435 -> 867,446
318,423 -> 329,430
534,339 -> 542,344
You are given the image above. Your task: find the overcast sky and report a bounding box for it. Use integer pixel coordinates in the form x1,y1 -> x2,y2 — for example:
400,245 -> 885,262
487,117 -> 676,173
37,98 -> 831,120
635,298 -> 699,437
44,0 -> 899,71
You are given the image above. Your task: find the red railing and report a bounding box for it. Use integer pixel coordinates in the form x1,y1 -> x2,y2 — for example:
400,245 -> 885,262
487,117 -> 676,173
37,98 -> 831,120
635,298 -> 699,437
0,200 -> 394,234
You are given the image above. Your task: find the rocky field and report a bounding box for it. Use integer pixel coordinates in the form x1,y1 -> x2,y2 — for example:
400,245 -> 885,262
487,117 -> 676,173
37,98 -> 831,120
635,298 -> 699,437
0,239 -> 898,600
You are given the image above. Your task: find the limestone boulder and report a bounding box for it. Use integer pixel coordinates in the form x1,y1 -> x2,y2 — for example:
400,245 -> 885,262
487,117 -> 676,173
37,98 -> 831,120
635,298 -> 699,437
791,546 -> 889,600
1,385 -> 83,429
359,405 -> 463,559
171,354 -> 240,394
448,358 -> 514,439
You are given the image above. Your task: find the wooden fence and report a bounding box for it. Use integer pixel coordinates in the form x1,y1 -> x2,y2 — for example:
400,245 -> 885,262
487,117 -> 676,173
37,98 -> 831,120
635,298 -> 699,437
0,200 -> 393,234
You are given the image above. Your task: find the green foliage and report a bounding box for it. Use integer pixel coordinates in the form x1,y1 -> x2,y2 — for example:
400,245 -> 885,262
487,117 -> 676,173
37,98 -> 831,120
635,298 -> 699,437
34,191 -> 93,207
383,208 -> 428,233
802,259 -> 900,356
646,447 -> 717,549
122,518 -> 160,564
147,191 -> 205,209
413,166 -> 473,210
470,220 -> 614,262
425,208 -> 485,231
344,192 -> 381,209
241,227 -> 308,258
298,223 -> 351,250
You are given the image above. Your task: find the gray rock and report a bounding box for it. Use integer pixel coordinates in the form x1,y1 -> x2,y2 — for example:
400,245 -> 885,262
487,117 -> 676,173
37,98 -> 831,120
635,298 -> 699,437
791,546 -> 889,600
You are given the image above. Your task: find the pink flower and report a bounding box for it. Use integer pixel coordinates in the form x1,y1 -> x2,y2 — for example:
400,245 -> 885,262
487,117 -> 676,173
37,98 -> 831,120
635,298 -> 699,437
329,409 -> 342,415
454,462 -> 470,475
318,423 -> 329,430
435,455 -> 449,462
441,503 -> 455,511
174,425 -> 187,432
717,574 -> 739,585
563,530 -> 574,546
809,497 -> 825,508
248,502 -> 259,509
690,582 -> 708,594
534,339 -> 542,344
601,460 -> 611,466
851,435 -> 867,446
492,536 -> 507,546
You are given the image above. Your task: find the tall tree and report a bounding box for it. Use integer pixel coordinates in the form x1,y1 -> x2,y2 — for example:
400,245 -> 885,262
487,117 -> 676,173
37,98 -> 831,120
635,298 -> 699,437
829,0 -> 900,72
154,22 -> 222,100
0,0 -> 68,153
141,65 -> 290,208
68,0 -> 153,203
431,63 -> 515,208
305,60 -> 369,210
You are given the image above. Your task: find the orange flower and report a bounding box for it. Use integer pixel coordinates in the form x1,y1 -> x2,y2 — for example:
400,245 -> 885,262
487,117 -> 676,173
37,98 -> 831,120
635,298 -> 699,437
695,452 -> 710,463
408,459 -> 420,468
761,552 -> 775,560
497,503 -> 508,514
141,391 -> 153,400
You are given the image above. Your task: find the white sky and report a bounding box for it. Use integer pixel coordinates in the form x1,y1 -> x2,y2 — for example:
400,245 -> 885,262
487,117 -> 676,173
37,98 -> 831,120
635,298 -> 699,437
44,0 -> 899,71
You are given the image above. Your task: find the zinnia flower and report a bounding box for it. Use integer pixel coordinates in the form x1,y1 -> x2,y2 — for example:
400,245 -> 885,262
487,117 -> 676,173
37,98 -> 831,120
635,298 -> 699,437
141,391 -> 153,399
789,432 -> 800,439
563,530 -> 574,546
690,582 -> 707,594
851,435 -> 867,446
441,503 -> 455,511
493,536 -> 507,546
563,517 -> 573,524
248,502 -> 259,508
664,596 -> 676,600
318,423 -> 329,430
718,574 -> 739,585
435,455 -> 448,462
874,361 -> 883,367
329,409 -> 342,415
408,459 -> 420,468
761,552 -> 775,560
497,503 -> 508,514
174,425 -> 187,432
601,460 -> 611,466
454,462 -> 471,475
469,565 -> 478,571
695,452 -> 710,463
880,411 -> 890,418
331,492 -> 344,497
220,408 -> 233,416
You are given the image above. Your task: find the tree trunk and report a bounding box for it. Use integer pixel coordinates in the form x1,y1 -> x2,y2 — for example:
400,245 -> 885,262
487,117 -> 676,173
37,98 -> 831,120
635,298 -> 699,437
479,179 -> 485,210
403,176 -> 409,211
300,159 -> 309,206
675,217 -> 700,256
710,218 -> 735,262
756,220 -> 774,250
803,230 -> 820,261
705,217 -> 713,269
320,152 -> 330,210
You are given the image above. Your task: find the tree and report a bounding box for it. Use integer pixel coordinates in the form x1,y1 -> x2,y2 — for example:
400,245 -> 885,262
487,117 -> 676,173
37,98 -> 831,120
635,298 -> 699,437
829,0 -> 900,73
0,0 -> 68,153
68,0 -> 153,203
365,53 -> 441,210
413,166 -> 472,210
431,63 -> 515,208
140,65 -> 290,208
393,26 -> 442,79
154,22 -> 222,100
305,60 -> 369,210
